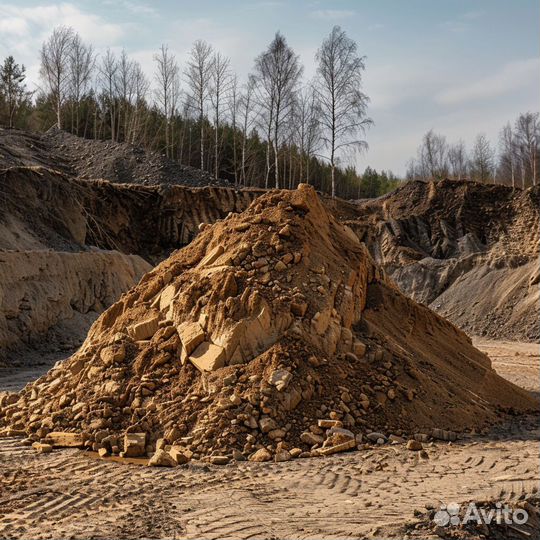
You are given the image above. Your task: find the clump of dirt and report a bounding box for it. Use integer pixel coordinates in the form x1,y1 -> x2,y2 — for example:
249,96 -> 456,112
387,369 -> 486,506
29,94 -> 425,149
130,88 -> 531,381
0,184 -> 536,463
43,128 -> 231,187
347,179 -> 540,341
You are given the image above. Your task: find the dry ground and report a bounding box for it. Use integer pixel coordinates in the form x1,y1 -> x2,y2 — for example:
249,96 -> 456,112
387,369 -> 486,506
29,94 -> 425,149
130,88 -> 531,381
0,339 -> 538,540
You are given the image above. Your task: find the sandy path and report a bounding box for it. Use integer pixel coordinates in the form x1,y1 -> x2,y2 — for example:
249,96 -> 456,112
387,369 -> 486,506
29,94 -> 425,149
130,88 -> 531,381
474,337 -> 539,394
0,339 -> 538,540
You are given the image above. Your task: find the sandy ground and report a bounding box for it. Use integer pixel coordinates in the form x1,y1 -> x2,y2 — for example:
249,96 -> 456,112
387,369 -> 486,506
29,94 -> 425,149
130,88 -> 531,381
0,339 -> 538,540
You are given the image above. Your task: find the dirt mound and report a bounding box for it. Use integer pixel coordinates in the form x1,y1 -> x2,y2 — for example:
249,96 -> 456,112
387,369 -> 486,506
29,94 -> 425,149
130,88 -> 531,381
348,179 -> 540,341
43,129 -> 231,187
1,184 -> 535,463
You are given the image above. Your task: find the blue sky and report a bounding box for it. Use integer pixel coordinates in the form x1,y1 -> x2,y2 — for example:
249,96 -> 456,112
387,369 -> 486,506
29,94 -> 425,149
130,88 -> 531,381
0,0 -> 538,174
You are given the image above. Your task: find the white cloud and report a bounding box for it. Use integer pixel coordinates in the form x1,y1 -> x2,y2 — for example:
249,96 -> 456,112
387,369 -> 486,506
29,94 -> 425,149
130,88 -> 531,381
310,9 -> 355,20
435,58 -> 540,105
0,16 -> 29,36
0,3 -> 127,47
0,2 -> 131,89
101,0 -> 156,16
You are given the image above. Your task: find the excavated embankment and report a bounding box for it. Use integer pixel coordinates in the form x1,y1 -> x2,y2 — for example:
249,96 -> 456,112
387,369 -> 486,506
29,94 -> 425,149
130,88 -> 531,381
346,179 -> 540,341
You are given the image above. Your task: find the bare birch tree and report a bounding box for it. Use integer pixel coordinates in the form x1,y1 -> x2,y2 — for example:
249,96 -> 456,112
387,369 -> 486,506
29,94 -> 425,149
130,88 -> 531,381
154,45 -> 180,158
315,26 -> 372,197
239,75 -> 257,186
40,26 -> 74,129
499,123 -> 516,188
210,51 -> 232,180
68,33 -> 94,134
185,40 -> 214,171
296,85 -> 321,184
99,49 -> 118,140
253,32 -> 302,189
514,112 -> 539,187
470,134 -> 495,183
447,140 -> 467,179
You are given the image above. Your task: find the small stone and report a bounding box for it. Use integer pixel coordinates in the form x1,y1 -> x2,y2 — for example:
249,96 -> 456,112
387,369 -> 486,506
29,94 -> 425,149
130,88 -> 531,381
353,341 -> 367,358
268,429 -> 286,440
317,419 -> 343,429
210,455 -> 230,465
98,447 -> 109,458
290,301 -> 308,317
123,432 -> 147,457
318,439 -> 356,455
232,449 -> 245,461
300,432 -> 323,446
230,393 -> 242,406
407,440 -> 423,451
33,442 -> 53,454
169,446 -> 190,465
249,448 -> 272,462
278,225 -> 292,237
268,369 -> 292,391
148,449 -> 177,467
259,417 -> 277,433
366,432 -> 386,442
274,449 -> 292,462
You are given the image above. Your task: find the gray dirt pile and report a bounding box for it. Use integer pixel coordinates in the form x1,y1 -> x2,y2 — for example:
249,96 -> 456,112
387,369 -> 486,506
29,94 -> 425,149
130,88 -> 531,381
0,126 -> 231,187
0,184 -> 536,464
44,128 -> 231,187
346,179 -> 540,341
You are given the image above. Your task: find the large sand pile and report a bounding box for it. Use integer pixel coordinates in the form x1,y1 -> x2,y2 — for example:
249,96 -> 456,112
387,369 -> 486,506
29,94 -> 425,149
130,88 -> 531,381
0,185 -> 536,463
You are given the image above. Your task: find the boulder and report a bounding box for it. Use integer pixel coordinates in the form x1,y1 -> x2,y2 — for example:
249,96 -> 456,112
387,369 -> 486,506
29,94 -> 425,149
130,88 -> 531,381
189,341 -> 225,372
268,369 -> 292,391
128,315 -> 159,341
48,432 -> 84,448
177,321 -> 205,357
32,442 -> 53,454
406,439 -> 423,451
249,448 -> 272,462
274,449 -> 292,462
169,446 -> 190,465
122,432 -> 146,457
318,439 -> 356,456
148,449 -> 177,467
300,432 -> 323,446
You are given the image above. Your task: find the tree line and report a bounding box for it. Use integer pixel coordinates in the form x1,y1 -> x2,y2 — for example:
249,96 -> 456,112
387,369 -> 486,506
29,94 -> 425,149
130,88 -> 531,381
406,113 -> 539,188
0,25 -> 400,199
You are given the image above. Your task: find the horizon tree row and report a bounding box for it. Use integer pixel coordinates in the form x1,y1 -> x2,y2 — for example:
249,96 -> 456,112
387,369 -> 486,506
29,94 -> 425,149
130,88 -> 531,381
406,113 -> 539,188
0,25 -> 383,199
